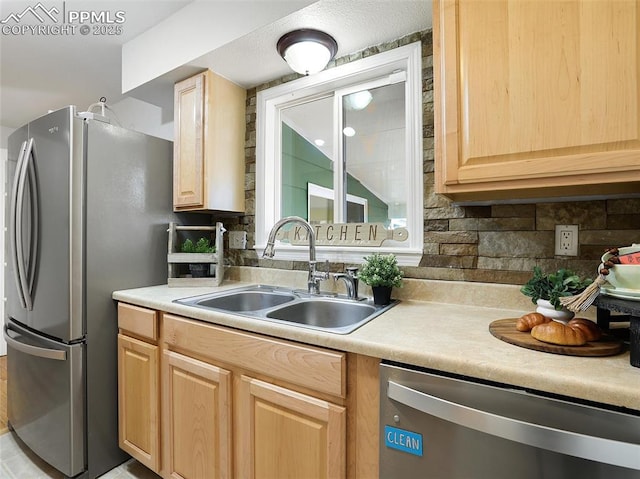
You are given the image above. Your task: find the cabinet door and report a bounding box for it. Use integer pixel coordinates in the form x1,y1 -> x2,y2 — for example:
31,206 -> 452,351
236,375 -> 346,479
163,350 -> 232,479
434,0 -> 640,201
117,334 -> 160,472
174,72 -> 205,209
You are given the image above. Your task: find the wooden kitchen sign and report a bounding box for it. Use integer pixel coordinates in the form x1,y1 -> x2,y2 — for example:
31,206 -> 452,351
275,222 -> 408,247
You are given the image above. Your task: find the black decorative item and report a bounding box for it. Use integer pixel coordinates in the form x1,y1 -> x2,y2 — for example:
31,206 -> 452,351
372,286 -> 393,306
594,295 -> 640,368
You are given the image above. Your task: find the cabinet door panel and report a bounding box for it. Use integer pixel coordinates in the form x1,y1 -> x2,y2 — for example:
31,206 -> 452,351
164,350 -> 232,479
117,334 -> 160,472
435,0 -> 640,200
174,73 -> 204,208
236,375 -> 346,479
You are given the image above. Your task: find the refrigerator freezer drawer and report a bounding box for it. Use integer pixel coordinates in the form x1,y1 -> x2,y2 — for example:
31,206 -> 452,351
5,320 -> 85,477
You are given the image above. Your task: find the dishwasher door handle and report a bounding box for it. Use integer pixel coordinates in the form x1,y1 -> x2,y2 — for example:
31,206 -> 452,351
388,380 -> 640,471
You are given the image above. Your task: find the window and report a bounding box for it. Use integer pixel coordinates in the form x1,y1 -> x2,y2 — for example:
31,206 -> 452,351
256,41 -> 423,265
307,183 -> 368,223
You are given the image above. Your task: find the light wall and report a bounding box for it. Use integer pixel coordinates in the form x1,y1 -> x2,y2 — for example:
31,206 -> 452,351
110,97 -> 173,140
0,148 -> 5,355
0,126 -> 15,150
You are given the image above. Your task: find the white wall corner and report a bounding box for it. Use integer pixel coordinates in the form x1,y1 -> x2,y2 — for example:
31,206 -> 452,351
110,97 -> 174,141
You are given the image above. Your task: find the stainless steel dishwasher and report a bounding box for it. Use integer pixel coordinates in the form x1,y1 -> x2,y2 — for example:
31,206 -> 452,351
380,362 -> 640,479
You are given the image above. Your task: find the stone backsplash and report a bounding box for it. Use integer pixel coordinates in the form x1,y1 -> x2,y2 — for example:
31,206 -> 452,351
218,29 -> 640,287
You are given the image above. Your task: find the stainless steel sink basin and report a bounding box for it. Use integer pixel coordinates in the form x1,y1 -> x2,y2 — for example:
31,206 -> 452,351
266,299 -> 376,330
174,284 -> 397,334
176,285 -> 296,312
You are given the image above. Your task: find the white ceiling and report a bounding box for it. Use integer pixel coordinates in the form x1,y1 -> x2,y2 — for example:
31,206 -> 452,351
0,0 -> 431,129
0,1 -> 192,128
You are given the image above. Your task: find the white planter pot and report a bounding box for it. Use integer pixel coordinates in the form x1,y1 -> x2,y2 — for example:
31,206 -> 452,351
536,299 -> 575,323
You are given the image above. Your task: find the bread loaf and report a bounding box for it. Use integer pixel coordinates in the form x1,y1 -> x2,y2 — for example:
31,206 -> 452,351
567,318 -> 602,342
516,312 -> 551,332
531,321 -> 587,346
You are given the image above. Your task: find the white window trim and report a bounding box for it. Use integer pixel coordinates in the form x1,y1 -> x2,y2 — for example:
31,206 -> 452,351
256,41 -> 423,266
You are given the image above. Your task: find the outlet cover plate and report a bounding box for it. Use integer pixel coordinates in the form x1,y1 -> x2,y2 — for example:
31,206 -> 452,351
229,231 -> 247,249
555,224 -> 579,256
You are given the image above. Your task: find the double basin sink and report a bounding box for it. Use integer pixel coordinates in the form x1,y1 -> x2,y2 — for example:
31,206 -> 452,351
174,284 -> 397,334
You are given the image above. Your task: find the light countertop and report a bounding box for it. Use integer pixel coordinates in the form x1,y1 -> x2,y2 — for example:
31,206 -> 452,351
113,270 -> 640,412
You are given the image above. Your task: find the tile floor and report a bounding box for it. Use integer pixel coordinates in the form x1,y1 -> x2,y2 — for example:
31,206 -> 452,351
0,431 -> 161,479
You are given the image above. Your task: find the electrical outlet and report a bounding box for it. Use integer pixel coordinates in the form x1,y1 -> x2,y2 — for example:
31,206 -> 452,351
554,224 -> 579,256
229,231 -> 247,249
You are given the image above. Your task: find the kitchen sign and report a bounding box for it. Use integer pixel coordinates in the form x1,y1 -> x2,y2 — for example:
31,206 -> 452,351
275,222 -> 408,247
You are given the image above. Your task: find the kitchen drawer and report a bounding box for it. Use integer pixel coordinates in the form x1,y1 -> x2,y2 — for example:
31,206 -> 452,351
162,313 -> 346,398
117,303 -> 158,342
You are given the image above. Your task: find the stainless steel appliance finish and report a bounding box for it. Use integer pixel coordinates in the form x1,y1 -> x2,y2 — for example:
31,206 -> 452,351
4,105 -> 180,478
174,284 -> 397,334
380,362 -> 640,479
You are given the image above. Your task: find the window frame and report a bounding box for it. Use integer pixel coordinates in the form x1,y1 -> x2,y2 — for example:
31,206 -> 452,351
255,41 -> 423,265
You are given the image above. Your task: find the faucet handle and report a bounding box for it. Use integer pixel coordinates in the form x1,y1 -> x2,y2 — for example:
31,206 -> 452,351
346,266 -> 359,277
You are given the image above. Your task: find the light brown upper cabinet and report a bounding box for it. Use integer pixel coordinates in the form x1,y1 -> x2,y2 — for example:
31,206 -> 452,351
173,70 -> 246,212
434,0 -> 640,202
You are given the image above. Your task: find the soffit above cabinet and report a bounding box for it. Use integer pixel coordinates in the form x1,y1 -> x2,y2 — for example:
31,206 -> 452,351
122,0 -> 430,111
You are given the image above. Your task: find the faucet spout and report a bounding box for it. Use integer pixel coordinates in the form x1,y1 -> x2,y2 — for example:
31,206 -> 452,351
263,216 -> 327,294
263,216 -> 316,260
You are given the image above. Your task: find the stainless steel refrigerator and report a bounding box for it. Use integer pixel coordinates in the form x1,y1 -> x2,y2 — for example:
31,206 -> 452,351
3,105 -> 178,478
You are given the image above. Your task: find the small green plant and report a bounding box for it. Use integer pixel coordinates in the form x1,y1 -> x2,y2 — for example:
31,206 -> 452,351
520,266 -> 591,310
358,253 -> 403,288
181,237 -> 216,254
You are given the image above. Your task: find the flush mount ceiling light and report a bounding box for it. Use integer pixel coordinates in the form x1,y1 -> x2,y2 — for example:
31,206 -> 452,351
277,29 -> 338,76
346,90 -> 373,110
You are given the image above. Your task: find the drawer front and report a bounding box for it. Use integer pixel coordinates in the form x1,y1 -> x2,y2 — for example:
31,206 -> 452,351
163,314 -> 346,398
118,303 -> 158,342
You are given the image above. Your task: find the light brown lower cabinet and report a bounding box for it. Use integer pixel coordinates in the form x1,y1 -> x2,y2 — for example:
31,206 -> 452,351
236,375 -> 346,478
117,304 -> 379,479
163,350 -> 232,479
117,304 -> 161,472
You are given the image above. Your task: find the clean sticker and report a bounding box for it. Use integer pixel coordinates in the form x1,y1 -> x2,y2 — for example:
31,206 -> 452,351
384,425 -> 423,457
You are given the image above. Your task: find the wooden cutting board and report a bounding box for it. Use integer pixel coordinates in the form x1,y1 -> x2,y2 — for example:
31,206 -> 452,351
489,318 -> 625,357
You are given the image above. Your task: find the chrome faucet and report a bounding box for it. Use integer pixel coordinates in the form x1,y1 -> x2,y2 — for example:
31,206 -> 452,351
263,216 -> 329,294
333,267 -> 359,300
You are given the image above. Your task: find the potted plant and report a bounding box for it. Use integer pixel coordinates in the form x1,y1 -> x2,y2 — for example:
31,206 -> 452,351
359,253 -> 404,305
520,266 -> 591,321
181,237 -> 216,278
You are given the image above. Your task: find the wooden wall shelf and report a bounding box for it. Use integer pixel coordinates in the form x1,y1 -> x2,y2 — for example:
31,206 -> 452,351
167,222 -> 225,287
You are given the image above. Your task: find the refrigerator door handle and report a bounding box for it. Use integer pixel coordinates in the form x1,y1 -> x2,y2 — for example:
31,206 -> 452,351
387,379 -> 640,470
25,141 -> 40,302
3,324 -> 67,361
9,140 -> 29,309
15,137 -> 37,311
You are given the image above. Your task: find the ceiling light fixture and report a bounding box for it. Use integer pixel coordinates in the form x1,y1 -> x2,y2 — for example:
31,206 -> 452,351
346,90 -> 373,110
343,127 -> 356,137
277,29 -> 338,76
